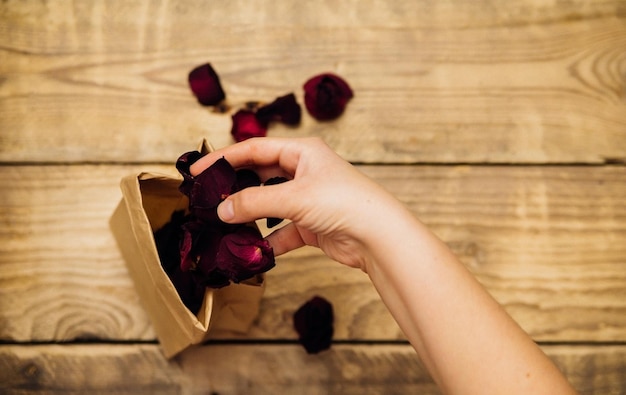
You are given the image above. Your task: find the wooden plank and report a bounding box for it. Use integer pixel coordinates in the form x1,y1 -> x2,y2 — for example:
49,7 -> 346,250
1,1 -> 625,164
0,344 -> 186,395
0,164 -> 624,343
0,343 -> 625,395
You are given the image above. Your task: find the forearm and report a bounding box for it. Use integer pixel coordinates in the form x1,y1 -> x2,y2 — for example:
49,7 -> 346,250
360,204 -> 576,394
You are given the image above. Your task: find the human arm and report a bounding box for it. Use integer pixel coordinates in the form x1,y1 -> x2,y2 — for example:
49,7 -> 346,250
190,137 -> 577,394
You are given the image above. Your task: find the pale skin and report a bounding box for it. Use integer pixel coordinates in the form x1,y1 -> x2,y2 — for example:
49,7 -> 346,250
190,137 -> 578,395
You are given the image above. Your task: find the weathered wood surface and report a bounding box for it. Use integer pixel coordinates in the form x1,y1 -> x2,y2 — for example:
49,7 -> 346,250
1,1 -> 625,393
1,164 -> 624,343
1,1 -> 625,164
0,344 -> 625,395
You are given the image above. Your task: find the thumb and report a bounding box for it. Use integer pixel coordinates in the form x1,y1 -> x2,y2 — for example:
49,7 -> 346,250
217,183 -> 292,224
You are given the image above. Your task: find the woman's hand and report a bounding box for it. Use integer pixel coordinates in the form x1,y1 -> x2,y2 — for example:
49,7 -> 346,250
190,137 -> 405,272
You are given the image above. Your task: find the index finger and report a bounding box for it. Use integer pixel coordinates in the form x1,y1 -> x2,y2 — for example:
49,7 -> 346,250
189,137 -> 304,177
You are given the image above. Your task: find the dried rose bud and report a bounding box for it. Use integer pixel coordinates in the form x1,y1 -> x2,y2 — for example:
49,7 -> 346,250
188,63 -> 226,106
263,176 -> 289,228
303,73 -> 353,121
293,296 -> 334,354
256,93 -> 302,126
231,109 -> 268,142
215,226 -> 275,283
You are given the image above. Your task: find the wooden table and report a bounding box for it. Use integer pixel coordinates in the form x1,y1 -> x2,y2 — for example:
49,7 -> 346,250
1,1 -> 625,393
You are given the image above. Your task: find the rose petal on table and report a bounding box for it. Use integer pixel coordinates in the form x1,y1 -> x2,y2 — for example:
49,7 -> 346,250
231,110 -> 268,142
293,296 -> 334,354
188,63 -> 226,106
256,93 -> 302,126
303,73 -> 353,121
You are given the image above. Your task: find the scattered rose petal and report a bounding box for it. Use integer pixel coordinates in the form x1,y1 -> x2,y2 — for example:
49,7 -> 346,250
263,176 -> 289,228
188,63 -> 226,106
293,296 -> 334,354
303,73 -> 353,120
215,226 -> 275,283
231,109 -> 268,142
256,93 -> 302,126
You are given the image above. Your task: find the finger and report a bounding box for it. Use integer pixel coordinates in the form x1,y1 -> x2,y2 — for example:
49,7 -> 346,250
190,137 -> 304,177
265,222 -> 308,256
217,181 -> 296,225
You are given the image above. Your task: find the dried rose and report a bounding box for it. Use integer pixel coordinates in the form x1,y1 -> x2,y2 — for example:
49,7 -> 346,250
263,176 -> 289,228
256,93 -> 302,126
188,63 -> 226,106
231,109 -> 268,142
215,226 -> 275,283
170,151 -> 277,293
303,73 -> 353,121
293,296 -> 334,354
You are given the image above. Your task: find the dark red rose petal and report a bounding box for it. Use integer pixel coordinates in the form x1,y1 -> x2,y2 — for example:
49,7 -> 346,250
154,210 -> 188,273
303,73 -> 353,121
179,219 -> 202,272
198,270 -> 231,289
154,211 -> 207,314
215,226 -> 275,283
168,266 -> 206,314
176,150 -> 205,196
256,93 -> 302,126
263,176 -> 289,228
190,157 -> 237,218
233,169 -> 262,192
188,63 -> 226,106
180,219 -> 223,274
293,296 -> 334,354
231,110 -> 268,142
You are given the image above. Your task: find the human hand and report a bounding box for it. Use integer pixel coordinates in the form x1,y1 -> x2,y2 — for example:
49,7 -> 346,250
189,137 -> 406,271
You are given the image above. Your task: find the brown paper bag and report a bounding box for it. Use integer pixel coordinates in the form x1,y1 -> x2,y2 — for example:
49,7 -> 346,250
109,142 -> 265,358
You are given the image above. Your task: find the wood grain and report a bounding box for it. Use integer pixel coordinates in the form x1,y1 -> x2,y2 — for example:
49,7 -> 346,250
0,343 -> 624,395
1,1 -> 625,164
0,344 -> 185,395
0,164 -> 623,342
1,2 -> 625,393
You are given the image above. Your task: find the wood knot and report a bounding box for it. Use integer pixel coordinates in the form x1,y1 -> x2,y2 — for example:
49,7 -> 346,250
20,362 -> 42,386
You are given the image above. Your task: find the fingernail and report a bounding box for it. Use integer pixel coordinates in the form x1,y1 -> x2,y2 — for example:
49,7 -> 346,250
218,199 -> 235,221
